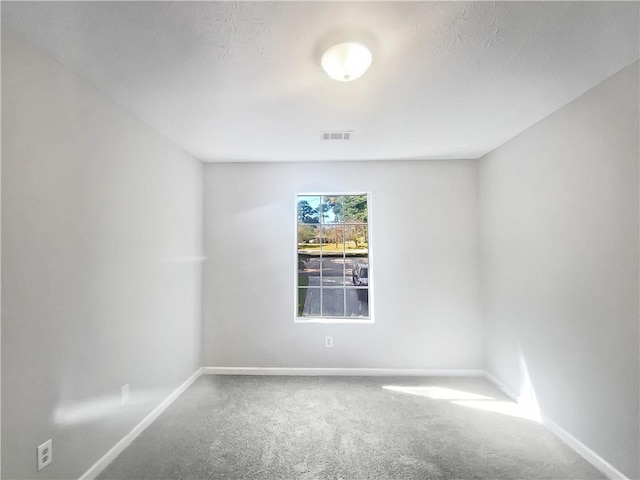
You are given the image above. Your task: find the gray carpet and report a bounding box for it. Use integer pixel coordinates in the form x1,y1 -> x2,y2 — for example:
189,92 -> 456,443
98,375 -> 605,480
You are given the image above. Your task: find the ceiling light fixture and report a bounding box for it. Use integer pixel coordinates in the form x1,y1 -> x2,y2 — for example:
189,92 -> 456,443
321,42 -> 372,82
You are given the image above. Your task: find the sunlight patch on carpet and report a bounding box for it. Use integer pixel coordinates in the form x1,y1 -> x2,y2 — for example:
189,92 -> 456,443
452,399 -> 538,421
383,384 -> 540,422
382,385 -> 493,400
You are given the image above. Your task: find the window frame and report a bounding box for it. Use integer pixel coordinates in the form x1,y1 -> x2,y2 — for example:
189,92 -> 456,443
294,192 -> 374,324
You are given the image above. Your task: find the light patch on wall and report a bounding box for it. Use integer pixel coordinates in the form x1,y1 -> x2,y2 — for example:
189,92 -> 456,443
53,395 -> 121,426
517,344 -> 542,422
53,389 -> 167,427
162,256 -> 207,263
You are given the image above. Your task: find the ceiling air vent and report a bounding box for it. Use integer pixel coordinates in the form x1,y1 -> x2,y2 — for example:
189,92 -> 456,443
322,131 -> 352,140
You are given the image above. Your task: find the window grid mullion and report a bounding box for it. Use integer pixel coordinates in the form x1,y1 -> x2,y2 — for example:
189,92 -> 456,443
339,196 -> 345,318
319,219 -> 323,316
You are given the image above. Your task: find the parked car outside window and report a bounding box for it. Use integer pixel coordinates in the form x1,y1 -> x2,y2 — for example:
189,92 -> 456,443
352,263 -> 368,287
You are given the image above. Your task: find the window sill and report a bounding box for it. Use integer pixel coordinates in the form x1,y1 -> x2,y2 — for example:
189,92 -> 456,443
295,317 -> 374,324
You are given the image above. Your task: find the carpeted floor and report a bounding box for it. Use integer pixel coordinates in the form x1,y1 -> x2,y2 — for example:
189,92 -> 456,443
97,375 -> 606,480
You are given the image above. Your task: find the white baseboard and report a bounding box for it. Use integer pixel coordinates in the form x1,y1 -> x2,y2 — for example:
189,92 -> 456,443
78,367 -> 203,480
483,370 -> 629,480
483,370 -> 518,401
203,366 -> 485,377
540,415 -> 630,480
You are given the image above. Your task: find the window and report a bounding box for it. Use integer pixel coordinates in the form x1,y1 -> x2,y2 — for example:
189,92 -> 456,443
296,194 -> 370,321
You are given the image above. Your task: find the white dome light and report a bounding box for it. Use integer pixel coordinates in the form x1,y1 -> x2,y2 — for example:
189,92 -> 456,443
321,42 -> 372,82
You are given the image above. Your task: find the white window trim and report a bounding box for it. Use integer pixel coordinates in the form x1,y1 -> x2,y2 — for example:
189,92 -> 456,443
294,192 -> 374,324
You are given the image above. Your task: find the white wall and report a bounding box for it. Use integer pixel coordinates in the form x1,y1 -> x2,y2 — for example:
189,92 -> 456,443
1,30 -> 203,479
202,160 -> 482,369
479,61 -> 639,479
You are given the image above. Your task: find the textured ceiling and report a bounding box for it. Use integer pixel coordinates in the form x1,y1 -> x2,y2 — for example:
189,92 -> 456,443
3,1 -> 639,162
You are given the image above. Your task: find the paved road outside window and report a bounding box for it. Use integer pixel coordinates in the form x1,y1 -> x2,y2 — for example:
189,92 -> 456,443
300,257 -> 368,317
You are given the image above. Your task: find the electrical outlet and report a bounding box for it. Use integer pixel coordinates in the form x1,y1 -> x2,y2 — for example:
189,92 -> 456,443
121,384 -> 130,405
325,336 -> 333,348
37,439 -> 52,471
